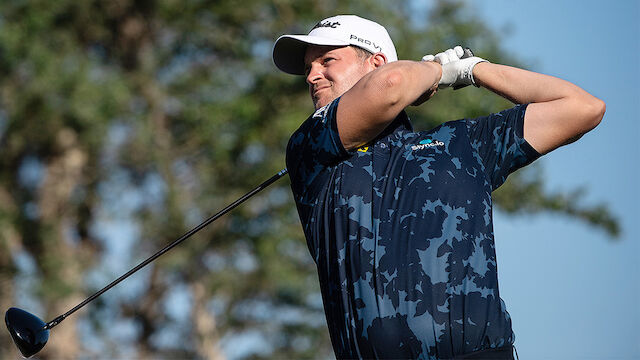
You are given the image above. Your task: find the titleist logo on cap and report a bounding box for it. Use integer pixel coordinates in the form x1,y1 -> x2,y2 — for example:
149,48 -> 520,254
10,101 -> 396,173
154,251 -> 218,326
312,21 -> 341,30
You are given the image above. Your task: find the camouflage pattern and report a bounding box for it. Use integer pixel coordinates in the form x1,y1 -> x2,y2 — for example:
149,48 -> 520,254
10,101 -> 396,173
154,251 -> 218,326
286,97 -> 540,359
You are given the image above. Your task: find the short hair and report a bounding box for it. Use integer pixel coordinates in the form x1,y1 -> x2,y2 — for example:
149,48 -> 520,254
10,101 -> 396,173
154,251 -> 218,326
351,46 -> 373,60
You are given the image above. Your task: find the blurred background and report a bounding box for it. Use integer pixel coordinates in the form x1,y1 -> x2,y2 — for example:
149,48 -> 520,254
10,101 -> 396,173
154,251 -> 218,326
0,0 -> 637,359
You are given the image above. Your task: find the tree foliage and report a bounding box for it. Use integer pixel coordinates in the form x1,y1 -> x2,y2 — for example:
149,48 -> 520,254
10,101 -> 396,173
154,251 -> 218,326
0,0 -> 618,358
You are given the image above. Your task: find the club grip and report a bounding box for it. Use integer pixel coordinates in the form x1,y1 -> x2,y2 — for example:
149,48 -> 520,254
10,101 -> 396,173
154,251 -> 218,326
453,48 -> 474,90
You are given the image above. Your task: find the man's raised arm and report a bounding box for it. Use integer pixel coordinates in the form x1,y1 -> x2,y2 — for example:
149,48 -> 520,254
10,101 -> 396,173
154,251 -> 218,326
473,62 -> 605,154
337,59 -> 442,150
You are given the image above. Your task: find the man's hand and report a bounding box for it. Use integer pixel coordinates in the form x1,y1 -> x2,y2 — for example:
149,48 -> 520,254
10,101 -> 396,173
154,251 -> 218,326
422,46 -> 487,89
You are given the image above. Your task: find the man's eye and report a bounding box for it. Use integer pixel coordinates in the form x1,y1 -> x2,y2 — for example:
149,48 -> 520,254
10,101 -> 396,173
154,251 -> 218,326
324,57 -> 335,63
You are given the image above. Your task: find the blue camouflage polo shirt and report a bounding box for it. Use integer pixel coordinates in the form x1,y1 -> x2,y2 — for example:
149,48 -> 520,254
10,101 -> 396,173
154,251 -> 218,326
286,97 -> 540,359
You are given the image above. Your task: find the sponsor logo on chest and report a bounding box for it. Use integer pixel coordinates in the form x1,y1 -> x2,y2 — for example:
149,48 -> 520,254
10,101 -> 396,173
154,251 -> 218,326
411,138 -> 445,151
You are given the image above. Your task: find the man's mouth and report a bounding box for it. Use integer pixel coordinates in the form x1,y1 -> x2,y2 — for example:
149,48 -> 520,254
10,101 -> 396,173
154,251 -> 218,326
313,85 -> 330,97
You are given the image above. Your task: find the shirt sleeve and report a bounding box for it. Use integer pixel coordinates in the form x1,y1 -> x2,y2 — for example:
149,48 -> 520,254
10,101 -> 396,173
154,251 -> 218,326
286,97 -> 350,197
465,104 -> 541,190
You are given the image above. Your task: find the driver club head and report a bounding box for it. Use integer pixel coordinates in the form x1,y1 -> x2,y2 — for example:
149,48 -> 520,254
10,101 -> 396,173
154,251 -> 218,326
5,307 -> 49,358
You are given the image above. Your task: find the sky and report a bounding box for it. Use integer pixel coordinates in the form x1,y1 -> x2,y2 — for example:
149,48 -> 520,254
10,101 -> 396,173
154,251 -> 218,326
473,1 -> 639,359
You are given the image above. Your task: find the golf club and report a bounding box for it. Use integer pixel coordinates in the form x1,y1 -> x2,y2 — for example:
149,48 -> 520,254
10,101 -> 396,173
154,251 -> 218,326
5,168 -> 288,358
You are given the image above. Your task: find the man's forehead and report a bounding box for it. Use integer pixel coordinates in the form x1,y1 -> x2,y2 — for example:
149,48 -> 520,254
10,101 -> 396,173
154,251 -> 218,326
303,45 -> 350,63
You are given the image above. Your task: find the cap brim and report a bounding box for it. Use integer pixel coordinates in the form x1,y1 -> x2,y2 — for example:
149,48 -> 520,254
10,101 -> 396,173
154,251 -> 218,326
272,35 -> 349,75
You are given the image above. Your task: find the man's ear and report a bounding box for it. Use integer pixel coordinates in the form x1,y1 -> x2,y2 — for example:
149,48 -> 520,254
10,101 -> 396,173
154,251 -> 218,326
370,52 -> 388,68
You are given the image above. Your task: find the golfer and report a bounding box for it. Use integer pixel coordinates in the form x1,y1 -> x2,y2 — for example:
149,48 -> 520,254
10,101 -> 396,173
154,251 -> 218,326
273,15 -> 604,359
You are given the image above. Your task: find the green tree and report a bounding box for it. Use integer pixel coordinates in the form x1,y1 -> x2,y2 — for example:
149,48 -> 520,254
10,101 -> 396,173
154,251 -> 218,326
0,0 -> 618,359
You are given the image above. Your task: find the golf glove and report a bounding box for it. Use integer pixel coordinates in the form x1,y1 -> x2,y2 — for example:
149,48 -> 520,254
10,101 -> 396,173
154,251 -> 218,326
422,45 -> 487,89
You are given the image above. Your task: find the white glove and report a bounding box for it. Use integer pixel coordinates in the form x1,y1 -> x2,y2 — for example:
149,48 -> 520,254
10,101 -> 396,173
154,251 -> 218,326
422,45 -> 487,89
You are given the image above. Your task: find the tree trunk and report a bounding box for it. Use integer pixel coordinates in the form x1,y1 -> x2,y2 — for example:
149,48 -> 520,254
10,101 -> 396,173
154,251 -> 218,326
36,129 -> 89,360
191,282 -> 225,360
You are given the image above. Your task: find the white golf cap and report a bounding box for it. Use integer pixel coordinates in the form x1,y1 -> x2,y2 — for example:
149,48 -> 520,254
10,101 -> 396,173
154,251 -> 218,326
273,15 -> 398,75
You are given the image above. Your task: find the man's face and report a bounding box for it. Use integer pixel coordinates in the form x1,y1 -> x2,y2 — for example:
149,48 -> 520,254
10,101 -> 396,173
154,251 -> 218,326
304,45 -> 373,109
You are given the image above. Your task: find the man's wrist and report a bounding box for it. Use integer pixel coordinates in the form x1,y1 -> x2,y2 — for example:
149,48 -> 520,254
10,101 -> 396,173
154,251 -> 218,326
419,60 -> 443,88
433,61 -> 443,86
471,61 -> 490,87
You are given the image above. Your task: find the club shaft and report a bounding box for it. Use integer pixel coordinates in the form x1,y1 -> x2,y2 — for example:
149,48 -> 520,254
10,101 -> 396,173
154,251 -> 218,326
44,168 -> 288,330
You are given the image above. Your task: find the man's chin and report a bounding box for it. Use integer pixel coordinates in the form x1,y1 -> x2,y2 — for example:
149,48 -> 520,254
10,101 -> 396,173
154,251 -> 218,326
313,96 -> 335,110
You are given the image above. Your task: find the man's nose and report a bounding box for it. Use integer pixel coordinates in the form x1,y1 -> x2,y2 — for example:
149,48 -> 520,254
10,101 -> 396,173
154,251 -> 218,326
306,65 -> 323,85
